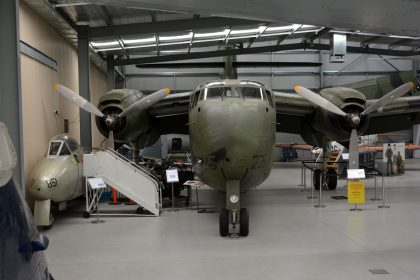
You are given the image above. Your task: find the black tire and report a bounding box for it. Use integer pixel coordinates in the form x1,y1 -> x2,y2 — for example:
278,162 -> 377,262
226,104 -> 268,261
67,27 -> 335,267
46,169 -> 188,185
326,169 -> 337,190
313,169 -> 322,190
83,211 -> 91,218
239,208 -> 249,237
219,208 -> 229,237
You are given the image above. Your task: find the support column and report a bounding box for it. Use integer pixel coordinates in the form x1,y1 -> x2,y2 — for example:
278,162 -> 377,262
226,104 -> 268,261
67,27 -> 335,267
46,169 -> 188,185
412,56 -> 420,158
319,48 -> 324,89
0,0 -> 24,188
413,125 -> 420,158
106,55 -> 115,91
77,26 -> 92,149
223,45 -> 237,79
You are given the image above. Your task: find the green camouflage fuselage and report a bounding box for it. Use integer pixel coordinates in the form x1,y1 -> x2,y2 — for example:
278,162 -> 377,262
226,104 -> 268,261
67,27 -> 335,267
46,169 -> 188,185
189,81 -> 276,192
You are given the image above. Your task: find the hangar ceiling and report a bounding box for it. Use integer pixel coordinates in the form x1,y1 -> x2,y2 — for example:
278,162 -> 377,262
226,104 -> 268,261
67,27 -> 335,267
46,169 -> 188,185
22,0 -> 420,71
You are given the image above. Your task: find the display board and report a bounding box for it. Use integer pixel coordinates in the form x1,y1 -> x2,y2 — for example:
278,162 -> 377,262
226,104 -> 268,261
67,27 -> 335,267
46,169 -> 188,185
383,142 -> 405,175
165,169 -> 179,183
348,181 -> 365,204
88,177 -> 106,189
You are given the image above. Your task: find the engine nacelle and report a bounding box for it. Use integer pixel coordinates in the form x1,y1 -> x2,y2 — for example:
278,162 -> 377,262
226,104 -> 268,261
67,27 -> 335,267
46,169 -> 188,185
302,87 -> 370,146
95,89 -> 153,145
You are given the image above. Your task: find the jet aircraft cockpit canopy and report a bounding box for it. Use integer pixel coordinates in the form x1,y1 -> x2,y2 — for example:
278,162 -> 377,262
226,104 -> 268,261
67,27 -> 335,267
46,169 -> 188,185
47,134 -> 79,157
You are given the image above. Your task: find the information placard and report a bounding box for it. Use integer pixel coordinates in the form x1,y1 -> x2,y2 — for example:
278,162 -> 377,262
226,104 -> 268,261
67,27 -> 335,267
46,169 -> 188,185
88,177 -> 106,189
166,169 -> 179,183
348,181 -> 365,204
347,169 -> 366,179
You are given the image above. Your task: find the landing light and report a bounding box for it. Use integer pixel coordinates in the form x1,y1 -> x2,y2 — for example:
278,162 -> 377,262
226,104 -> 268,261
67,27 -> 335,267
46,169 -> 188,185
230,194 -> 239,204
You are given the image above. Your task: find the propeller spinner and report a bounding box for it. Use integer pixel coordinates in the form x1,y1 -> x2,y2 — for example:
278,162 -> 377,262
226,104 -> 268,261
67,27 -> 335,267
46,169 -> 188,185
54,84 -> 170,149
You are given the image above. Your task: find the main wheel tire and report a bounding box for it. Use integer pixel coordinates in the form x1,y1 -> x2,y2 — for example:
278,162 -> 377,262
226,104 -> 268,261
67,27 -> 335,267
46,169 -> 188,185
219,208 -> 229,237
326,169 -> 337,190
313,169 -> 322,190
83,211 -> 91,218
239,208 -> 249,237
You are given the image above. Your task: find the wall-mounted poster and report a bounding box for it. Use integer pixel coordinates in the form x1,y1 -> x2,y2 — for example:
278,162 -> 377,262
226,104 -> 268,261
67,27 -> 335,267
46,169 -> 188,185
383,143 -> 405,175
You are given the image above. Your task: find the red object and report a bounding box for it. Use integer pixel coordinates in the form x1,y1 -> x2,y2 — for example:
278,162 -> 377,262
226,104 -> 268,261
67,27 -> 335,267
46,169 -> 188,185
109,188 -> 122,205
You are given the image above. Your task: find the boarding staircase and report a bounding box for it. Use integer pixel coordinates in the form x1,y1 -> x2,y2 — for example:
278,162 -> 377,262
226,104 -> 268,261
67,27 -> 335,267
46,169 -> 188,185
84,148 -> 161,216
315,148 -> 343,172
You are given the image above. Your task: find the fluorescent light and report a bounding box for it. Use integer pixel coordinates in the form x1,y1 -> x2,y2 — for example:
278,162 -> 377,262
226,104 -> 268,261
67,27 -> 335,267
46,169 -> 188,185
294,29 -> 322,34
159,40 -> 191,46
95,46 -> 122,52
194,29 -> 230,38
301,24 -> 316,28
266,25 -> 294,32
228,35 -> 258,40
125,44 -> 156,49
160,32 -> 193,41
330,30 -> 355,34
194,38 -> 225,43
389,35 -> 419,39
230,27 -> 262,35
90,41 -> 119,47
260,31 -> 290,37
356,31 -> 382,36
123,36 -> 156,44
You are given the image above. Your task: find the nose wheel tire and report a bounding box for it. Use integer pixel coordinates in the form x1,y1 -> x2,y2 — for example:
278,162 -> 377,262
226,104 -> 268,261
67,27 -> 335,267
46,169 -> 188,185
239,208 -> 249,236
219,208 -> 229,237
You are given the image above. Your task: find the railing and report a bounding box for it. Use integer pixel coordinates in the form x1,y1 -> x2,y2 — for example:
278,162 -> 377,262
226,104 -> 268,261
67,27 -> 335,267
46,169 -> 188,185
103,148 -> 161,191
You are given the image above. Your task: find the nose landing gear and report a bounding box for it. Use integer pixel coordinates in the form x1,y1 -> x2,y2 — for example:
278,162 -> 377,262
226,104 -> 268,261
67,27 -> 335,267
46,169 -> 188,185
219,180 -> 249,237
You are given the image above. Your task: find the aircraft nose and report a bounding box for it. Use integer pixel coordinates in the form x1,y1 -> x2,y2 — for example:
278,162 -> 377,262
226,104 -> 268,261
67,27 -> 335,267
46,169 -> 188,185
28,178 -> 55,200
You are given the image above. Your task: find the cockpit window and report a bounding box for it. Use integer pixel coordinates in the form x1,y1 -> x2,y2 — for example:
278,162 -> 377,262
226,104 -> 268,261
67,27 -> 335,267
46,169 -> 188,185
59,144 -> 71,156
66,138 -> 79,152
204,87 -> 240,99
48,142 -> 62,156
237,87 -> 266,100
199,86 -> 266,100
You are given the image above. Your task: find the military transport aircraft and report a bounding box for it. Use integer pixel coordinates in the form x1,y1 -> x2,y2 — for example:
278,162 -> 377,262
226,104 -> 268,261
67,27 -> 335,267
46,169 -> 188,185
55,72 -> 420,237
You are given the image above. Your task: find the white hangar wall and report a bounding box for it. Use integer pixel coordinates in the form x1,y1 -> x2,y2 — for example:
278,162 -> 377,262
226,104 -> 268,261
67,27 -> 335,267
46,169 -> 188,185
19,3 -> 107,198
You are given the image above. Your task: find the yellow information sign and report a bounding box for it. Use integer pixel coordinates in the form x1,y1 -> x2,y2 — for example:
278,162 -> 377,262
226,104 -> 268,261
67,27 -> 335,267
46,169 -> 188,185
348,181 -> 365,204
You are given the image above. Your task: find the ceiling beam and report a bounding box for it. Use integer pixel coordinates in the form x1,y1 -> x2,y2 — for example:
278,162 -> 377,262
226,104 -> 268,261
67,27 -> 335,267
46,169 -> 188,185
360,36 -> 384,46
302,27 -> 331,43
89,17 -> 263,39
134,61 -> 322,68
114,42 -> 420,66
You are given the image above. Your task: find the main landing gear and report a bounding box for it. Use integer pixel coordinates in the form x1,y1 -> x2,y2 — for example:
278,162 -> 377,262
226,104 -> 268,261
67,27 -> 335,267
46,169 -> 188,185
219,180 -> 249,237
313,168 -> 337,190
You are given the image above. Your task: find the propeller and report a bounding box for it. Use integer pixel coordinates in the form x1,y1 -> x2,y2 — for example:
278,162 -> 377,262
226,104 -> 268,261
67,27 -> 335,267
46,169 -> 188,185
294,82 -> 414,170
54,84 -> 170,149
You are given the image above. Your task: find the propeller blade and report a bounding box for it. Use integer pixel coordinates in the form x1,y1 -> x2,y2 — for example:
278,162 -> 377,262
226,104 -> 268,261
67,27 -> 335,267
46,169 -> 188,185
361,82 -> 414,116
348,128 -> 359,169
119,88 -> 170,118
108,130 -> 115,150
54,84 -> 104,118
294,86 -> 347,117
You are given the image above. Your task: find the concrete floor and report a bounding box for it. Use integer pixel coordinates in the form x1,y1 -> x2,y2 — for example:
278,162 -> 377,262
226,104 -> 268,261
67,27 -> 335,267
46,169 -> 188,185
44,159 -> 420,280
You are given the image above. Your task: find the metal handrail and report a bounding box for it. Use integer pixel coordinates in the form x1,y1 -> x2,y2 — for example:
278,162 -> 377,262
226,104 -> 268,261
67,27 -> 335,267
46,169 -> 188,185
103,148 -> 161,191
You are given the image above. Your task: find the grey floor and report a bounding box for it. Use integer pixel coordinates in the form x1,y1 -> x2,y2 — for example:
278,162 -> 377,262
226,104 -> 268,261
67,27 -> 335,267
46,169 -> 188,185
44,159 -> 420,280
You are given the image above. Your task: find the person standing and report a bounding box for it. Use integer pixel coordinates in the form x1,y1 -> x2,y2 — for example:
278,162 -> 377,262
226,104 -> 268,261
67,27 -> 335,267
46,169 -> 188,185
385,144 -> 394,175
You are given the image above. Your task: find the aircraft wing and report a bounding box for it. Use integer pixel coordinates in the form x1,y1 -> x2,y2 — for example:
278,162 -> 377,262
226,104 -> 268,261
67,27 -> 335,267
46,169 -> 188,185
275,143 -> 314,150
363,96 -> 420,135
273,91 -> 315,134
148,91 -> 192,135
